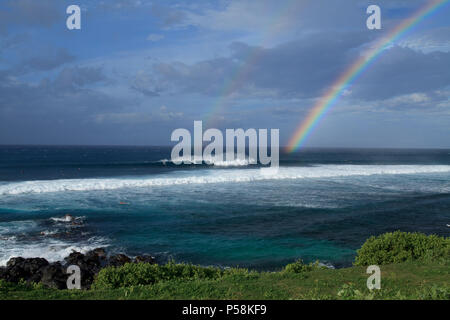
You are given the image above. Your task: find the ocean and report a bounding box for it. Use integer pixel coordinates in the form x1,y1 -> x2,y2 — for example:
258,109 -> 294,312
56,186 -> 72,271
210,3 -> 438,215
0,146 -> 449,269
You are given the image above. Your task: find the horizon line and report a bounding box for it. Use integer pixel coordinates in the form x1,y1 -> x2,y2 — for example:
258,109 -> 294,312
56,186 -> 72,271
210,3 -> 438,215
0,144 -> 449,150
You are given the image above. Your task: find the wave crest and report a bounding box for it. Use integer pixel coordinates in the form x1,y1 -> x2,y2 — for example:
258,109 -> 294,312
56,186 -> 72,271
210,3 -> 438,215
0,165 -> 449,195
159,157 -> 256,167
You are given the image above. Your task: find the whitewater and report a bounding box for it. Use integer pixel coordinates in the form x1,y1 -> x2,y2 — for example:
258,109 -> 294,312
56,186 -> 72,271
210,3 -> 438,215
1,164 -> 449,195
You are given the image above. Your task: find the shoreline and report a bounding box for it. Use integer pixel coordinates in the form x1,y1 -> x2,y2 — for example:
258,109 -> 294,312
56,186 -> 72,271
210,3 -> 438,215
0,231 -> 448,299
0,248 -> 156,289
0,247 -> 342,289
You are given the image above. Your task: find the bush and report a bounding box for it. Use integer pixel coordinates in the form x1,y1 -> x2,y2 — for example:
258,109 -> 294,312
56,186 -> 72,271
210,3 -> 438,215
0,279 -> 31,293
283,259 -> 323,274
0,279 -> 9,293
92,261 -> 224,289
417,285 -> 450,300
354,231 -> 450,266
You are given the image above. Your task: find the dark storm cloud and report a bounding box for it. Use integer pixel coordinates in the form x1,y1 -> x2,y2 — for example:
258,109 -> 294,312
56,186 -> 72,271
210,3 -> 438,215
52,66 -> 106,91
0,0 -> 448,146
19,49 -> 75,73
144,32 -> 370,98
130,73 -> 162,97
352,46 -> 450,100
151,57 -> 240,96
0,66 -> 112,115
0,0 -> 62,32
142,31 -> 450,105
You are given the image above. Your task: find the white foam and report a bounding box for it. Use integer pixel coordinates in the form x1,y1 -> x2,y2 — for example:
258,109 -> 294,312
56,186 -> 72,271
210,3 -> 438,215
39,230 -> 58,236
50,215 -> 84,223
161,156 -> 256,167
211,158 -> 254,167
319,262 -> 335,269
0,236 -> 110,266
0,165 -> 448,195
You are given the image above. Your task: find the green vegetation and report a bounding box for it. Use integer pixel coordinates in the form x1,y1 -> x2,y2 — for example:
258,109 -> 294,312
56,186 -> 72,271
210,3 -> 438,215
1,261 -> 448,300
1,231 -> 449,300
354,231 -> 449,266
92,260 -> 254,289
283,259 -> 325,274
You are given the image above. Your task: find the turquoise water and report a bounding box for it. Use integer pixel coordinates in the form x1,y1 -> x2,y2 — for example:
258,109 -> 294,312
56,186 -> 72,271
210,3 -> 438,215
0,146 -> 449,269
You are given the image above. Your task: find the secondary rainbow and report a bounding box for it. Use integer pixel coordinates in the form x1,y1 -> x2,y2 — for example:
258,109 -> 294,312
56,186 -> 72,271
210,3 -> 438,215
203,0 -> 309,128
286,0 -> 449,152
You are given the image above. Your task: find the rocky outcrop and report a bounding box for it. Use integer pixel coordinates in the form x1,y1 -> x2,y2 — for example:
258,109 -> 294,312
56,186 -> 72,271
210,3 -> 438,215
40,262 -> 67,289
108,254 -> 131,267
0,249 -> 156,289
3,257 -> 49,283
134,255 -> 156,264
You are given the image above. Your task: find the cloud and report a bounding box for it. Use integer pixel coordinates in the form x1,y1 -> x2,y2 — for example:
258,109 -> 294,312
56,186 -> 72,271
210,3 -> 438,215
158,105 -> 183,120
0,34 -> 29,50
130,71 -> 164,96
0,66 -> 111,115
93,112 -> 152,124
133,31 -> 449,111
0,0 -> 448,146
146,33 -> 165,42
92,106 -> 183,125
19,49 -> 75,73
150,4 -> 188,29
142,32 -> 370,99
52,66 -> 106,91
351,46 -> 450,100
97,0 -> 148,10
184,0 -> 301,33
178,0 -> 412,36
401,26 -> 450,52
0,0 -> 62,32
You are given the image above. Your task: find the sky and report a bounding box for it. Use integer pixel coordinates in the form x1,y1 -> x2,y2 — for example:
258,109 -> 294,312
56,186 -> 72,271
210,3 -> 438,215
0,0 -> 449,148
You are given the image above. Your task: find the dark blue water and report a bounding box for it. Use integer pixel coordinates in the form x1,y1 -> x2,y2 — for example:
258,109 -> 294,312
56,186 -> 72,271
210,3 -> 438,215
0,146 -> 449,269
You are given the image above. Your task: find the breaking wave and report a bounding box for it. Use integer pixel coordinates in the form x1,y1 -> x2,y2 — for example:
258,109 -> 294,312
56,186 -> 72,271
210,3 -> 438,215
159,157 -> 256,167
0,165 -> 449,195
0,236 -> 110,266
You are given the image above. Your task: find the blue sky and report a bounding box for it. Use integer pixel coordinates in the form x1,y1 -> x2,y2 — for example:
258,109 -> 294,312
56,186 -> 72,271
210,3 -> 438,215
0,0 -> 449,147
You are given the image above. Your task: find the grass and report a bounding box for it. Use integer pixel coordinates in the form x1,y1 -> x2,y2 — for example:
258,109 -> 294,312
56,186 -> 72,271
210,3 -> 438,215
1,261 -> 448,300
2,232 -> 448,300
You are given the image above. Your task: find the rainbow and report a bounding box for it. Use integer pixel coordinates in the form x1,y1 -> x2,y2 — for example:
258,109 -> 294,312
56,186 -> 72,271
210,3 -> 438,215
204,0 -> 309,128
286,0 -> 449,152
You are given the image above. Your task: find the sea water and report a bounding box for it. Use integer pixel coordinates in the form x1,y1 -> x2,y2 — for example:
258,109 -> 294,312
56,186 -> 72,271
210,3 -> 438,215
0,146 -> 449,269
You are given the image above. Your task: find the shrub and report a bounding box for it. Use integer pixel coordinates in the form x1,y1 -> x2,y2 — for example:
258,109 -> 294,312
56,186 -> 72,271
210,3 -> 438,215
283,259 -> 323,274
354,231 -> 450,266
0,279 -> 31,293
92,261 -> 223,289
417,285 -> 450,300
0,279 -> 8,293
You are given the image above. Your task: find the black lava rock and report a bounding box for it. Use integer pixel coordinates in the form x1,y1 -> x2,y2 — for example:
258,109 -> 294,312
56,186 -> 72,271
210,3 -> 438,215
3,257 -> 49,283
134,255 -> 156,264
108,254 -> 131,267
0,248 -> 157,289
40,262 -> 67,290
